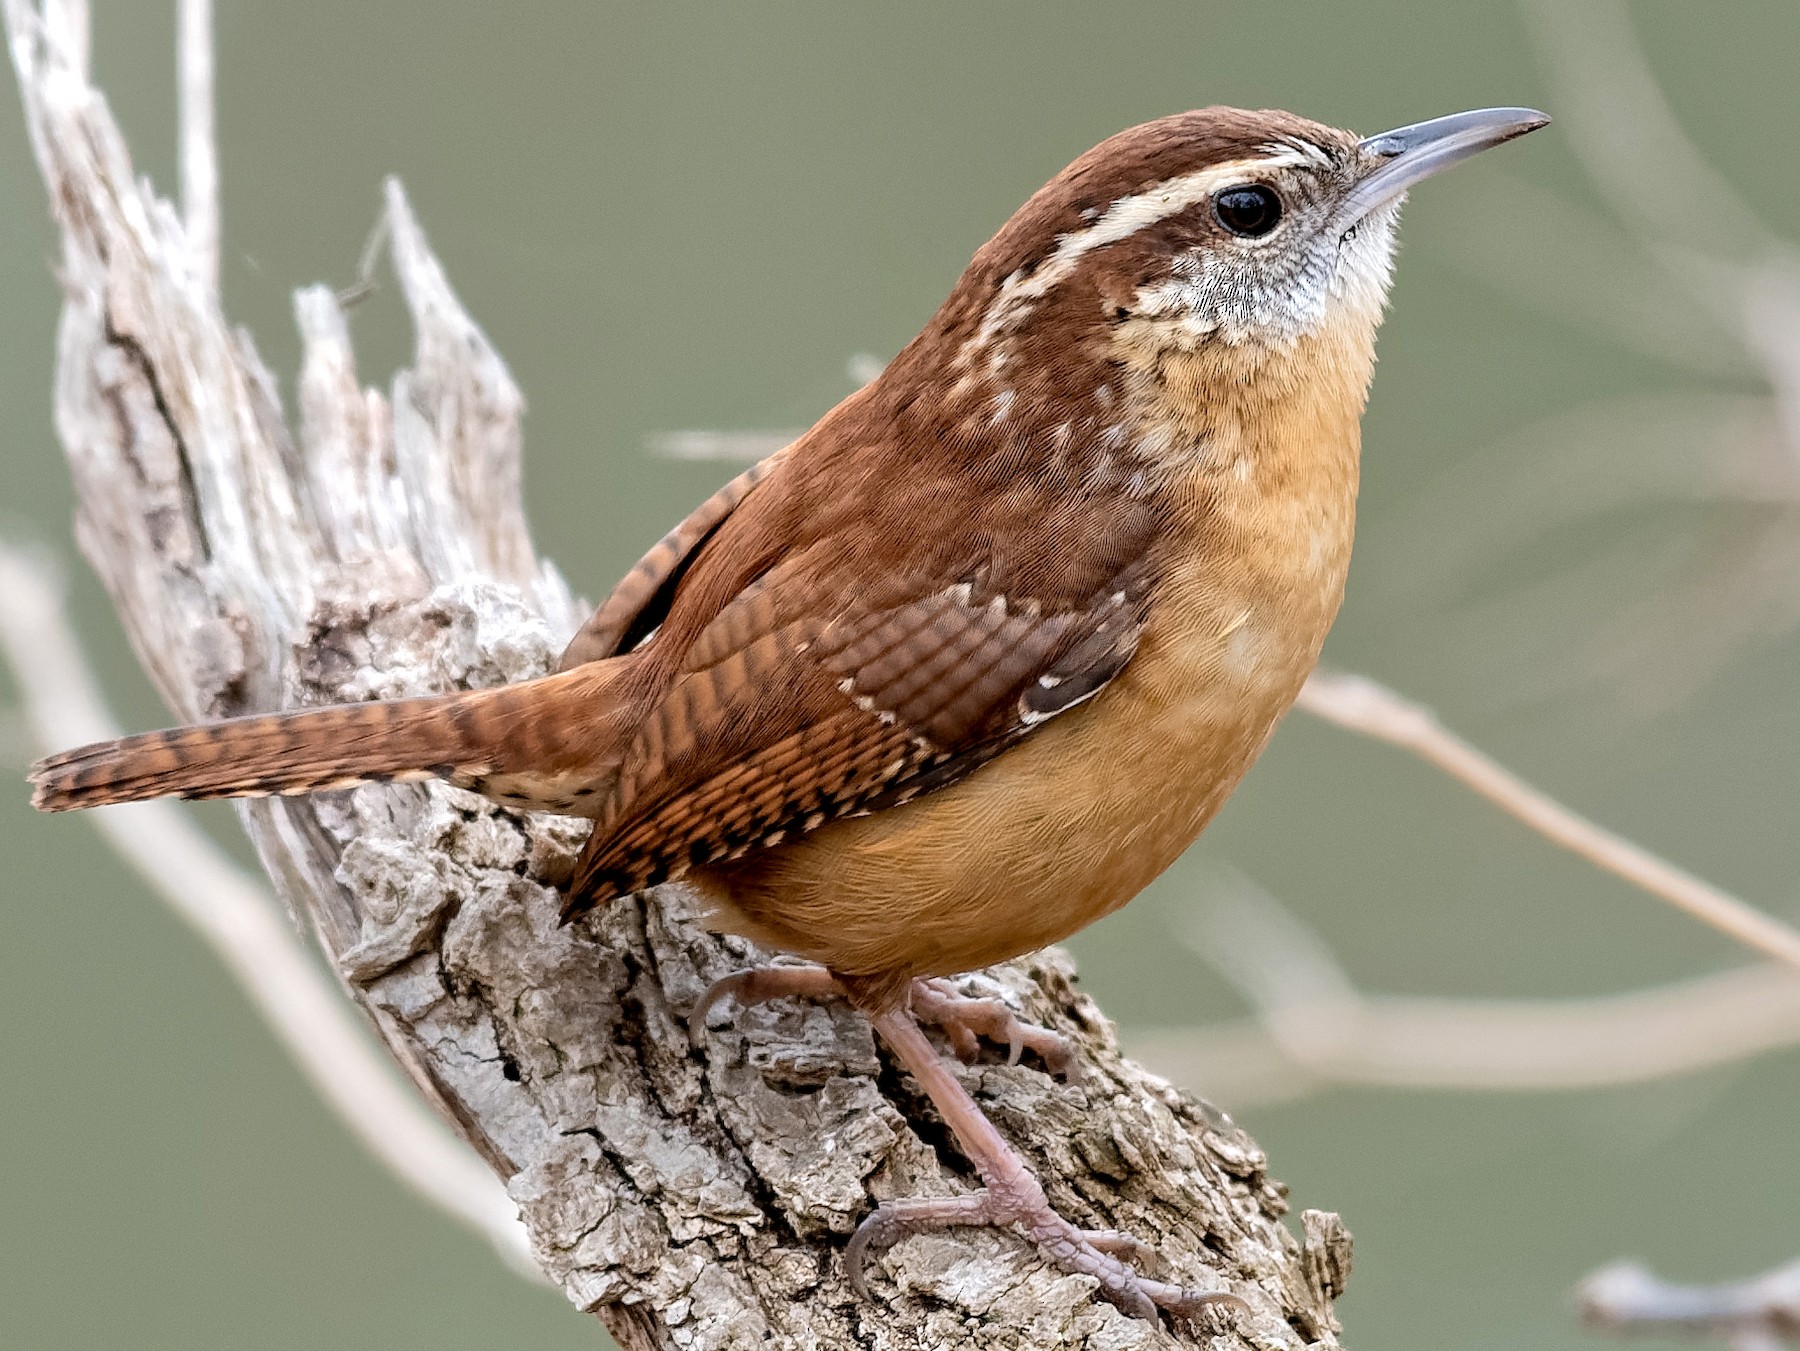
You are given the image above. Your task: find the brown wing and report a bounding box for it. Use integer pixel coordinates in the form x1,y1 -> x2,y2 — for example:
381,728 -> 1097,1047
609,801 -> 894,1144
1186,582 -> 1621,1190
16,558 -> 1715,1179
556,447 -> 792,670
562,472 -> 1159,917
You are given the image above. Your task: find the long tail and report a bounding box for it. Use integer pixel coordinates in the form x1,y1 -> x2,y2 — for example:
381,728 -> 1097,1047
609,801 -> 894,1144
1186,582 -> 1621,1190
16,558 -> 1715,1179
29,660 -> 634,816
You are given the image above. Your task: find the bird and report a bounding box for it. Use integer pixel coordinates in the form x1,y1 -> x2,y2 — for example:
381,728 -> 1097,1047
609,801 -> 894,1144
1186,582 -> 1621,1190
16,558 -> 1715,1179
30,103 -> 1548,1322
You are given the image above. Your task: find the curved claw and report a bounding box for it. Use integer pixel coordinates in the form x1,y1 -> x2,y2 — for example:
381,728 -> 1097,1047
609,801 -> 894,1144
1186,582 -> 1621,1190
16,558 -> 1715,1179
942,1021 -> 982,1063
845,1189 -> 1243,1324
1080,1228 -> 1158,1273
687,972 -> 743,1035
909,979 -> 1077,1077
846,1194 -> 984,1300
1159,1286 -> 1252,1321
689,964 -> 844,1037
843,1206 -> 890,1301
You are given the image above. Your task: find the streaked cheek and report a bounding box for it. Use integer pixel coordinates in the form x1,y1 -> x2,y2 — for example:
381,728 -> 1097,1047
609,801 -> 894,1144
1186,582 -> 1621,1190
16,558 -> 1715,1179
1328,213 -> 1401,321
1135,242 -> 1345,348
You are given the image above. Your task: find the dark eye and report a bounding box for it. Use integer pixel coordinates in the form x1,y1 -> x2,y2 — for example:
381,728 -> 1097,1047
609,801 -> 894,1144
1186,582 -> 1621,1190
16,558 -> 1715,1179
1212,185 -> 1283,238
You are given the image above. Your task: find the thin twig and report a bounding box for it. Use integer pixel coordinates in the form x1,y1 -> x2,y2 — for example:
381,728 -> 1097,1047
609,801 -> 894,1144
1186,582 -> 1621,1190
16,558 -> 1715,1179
0,544 -> 539,1279
646,429 -> 800,462
1127,874 -> 1800,1106
645,354 -> 881,461
177,0 -> 218,293
1579,1256 -> 1800,1347
1296,670 -> 1800,974
333,199 -> 391,308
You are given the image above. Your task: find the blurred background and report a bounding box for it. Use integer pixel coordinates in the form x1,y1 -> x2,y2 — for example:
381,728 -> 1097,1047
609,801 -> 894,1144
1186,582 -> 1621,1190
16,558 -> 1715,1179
3,2 -> 1797,1347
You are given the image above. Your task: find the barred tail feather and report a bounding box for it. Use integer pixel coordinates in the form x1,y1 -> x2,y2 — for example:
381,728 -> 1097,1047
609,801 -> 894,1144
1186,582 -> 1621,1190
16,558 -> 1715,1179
28,661 -> 631,815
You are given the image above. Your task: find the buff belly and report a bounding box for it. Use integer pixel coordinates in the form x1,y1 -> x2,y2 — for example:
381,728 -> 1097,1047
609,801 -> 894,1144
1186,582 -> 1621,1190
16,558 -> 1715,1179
701,565 -> 1336,996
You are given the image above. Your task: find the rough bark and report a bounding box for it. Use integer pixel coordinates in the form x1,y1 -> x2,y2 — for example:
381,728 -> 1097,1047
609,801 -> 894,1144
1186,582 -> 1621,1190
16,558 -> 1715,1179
6,5 -> 1349,1347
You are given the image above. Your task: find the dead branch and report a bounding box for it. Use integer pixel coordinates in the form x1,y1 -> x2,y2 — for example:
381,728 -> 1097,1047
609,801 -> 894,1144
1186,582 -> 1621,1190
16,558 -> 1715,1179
0,544 -> 539,1277
176,0 -> 216,293
1297,671 -> 1800,974
3,2 -> 1341,1346
1580,1257 -> 1800,1350
1127,874 -> 1800,1106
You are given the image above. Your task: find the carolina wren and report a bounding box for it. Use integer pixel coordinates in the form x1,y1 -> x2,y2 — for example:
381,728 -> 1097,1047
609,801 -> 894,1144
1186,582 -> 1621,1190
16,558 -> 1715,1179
32,105 -> 1547,1321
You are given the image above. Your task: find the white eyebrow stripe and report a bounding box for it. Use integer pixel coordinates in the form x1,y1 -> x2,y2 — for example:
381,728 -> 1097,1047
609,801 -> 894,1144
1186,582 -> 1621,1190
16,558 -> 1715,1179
961,150 -> 1326,366
1013,160 -> 1266,303
1259,137 -> 1336,170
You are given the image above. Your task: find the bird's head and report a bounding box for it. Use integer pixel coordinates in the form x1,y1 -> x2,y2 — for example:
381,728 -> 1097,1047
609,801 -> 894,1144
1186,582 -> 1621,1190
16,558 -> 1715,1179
948,105 -> 1547,361
876,104 -> 1548,488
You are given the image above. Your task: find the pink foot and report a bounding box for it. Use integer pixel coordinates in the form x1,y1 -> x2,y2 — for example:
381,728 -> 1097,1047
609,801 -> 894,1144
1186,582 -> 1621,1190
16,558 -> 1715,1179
692,966 -> 1244,1324
908,976 -> 1076,1076
689,963 -> 843,1032
846,1186 -> 1235,1321
854,1007 -> 1247,1324
693,964 -> 1075,1075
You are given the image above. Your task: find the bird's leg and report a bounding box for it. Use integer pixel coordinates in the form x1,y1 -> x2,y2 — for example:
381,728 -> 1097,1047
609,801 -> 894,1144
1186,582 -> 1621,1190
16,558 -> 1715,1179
693,970 -> 1240,1320
693,964 -> 1074,1074
852,1005 -> 1245,1324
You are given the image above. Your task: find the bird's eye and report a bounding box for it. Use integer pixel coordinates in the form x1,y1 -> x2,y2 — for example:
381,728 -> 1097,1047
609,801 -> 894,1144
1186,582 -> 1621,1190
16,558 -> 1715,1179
1212,185 -> 1283,238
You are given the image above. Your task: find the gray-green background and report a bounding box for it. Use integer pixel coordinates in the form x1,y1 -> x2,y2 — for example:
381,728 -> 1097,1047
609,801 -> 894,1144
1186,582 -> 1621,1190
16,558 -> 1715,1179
4,3 -> 1795,1347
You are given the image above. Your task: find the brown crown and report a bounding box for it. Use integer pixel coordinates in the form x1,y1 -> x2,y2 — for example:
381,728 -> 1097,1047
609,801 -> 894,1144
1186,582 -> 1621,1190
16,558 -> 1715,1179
824,107 -> 1358,492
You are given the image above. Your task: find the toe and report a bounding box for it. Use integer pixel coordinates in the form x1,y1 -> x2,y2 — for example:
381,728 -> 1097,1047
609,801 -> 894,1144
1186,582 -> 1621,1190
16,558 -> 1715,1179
1144,1279 -> 1250,1321
691,964 -> 844,1034
908,979 -> 1078,1075
1080,1229 -> 1158,1272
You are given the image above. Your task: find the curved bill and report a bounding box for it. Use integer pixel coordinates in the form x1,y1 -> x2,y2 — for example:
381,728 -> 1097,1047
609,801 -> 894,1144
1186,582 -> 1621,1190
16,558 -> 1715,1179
1336,106 -> 1550,229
